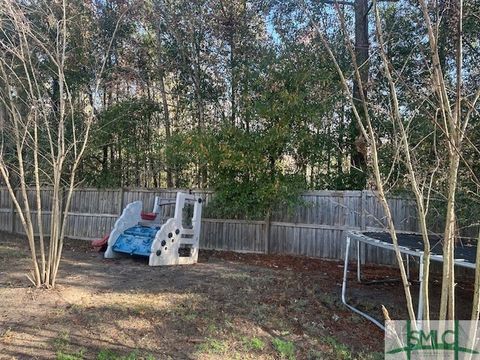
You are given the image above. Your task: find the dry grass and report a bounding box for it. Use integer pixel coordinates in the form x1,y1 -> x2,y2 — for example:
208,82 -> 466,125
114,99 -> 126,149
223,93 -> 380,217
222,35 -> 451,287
0,234 -> 390,359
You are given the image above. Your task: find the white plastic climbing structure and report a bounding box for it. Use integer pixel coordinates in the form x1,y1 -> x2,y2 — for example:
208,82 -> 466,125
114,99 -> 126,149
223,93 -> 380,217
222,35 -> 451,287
104,192 -> 203,266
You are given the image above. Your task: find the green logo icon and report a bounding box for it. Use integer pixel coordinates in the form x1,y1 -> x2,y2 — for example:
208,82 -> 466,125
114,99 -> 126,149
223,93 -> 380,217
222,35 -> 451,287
385,320 -> 480,359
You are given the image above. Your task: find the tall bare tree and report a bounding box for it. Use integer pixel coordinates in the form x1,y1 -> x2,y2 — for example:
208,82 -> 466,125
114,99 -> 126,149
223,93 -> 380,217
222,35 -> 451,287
301,0 -> 480,326
0,0 -> 125,287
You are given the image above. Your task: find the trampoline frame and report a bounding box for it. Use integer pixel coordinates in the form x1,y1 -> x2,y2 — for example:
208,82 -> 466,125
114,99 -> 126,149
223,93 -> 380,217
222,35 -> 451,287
342,230 -> 476,331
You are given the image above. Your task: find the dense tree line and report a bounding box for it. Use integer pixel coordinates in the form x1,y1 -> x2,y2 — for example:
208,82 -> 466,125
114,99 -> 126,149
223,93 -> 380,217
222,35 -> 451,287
72,0 -> 356,192
1,0 -> 479,220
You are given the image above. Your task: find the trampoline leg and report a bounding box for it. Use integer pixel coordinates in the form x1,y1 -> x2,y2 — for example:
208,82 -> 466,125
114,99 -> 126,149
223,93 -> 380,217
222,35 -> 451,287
357,240 -> 361,283
418,255 -> 424,321
341,236 -> 385,330
341,236 -> 351,305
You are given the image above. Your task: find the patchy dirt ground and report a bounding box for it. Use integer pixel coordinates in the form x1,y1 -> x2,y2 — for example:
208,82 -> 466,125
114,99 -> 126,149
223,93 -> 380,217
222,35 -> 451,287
0,234 -> 475,360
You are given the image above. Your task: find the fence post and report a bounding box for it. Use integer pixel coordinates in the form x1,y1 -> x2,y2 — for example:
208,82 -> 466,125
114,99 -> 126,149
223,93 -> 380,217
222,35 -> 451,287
118,187 -> 125,215
10,190 -> 15,234
359,190 -> 367,264
360,190 -> 367,231
264,210 -> 271,254
60,187 -> 66,237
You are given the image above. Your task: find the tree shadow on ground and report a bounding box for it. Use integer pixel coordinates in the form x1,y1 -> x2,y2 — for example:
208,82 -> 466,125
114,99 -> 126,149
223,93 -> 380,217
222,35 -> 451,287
5,236 -> 473,359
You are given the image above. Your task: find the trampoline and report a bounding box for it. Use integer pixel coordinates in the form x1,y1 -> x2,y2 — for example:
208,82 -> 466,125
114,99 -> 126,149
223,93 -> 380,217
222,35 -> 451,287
342,230 -> 477,330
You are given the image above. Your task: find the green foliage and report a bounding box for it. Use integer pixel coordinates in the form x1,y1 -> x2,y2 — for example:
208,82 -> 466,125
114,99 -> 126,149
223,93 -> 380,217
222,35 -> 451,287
164,131 -> 210,188
323,336 -> 353,359
83,98 -> 161,187
197,338 -> 228,354
204,124 -> 305,219
96,349 -> 123,360
243,336 -> 266,351
95,349 -> 154,360
56,350 -> 85,360
78,0 -> 355,193
272,338 -> 296,360
52,331 -> 153,360
320,336 -> 383,360
52,331 -> 84,360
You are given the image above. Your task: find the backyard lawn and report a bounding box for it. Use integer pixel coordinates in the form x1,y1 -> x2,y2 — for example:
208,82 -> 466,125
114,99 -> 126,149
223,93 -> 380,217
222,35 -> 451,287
1,233 -> 454,360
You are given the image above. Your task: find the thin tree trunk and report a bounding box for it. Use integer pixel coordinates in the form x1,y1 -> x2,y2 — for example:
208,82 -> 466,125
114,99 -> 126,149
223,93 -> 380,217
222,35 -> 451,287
33,123 -> 46,283
350,0 -> 369,188
373,1 -> 432,321
159,72 -> 173,188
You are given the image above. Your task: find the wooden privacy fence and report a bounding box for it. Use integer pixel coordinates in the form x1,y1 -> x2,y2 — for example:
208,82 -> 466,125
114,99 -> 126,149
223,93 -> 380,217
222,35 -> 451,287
0,188 -> 419,265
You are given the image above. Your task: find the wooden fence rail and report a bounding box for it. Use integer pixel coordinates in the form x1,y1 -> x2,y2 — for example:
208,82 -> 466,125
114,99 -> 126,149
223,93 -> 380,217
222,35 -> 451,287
0,187 -> 420,265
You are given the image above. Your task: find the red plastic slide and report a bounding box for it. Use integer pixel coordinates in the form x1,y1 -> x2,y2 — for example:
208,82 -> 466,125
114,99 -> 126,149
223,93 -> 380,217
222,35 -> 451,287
92,234 -> 109,252
141,212 -> 157,221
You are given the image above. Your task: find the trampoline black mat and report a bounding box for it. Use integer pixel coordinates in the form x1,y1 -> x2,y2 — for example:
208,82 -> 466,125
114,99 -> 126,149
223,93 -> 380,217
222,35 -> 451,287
362,232 -> 477,264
